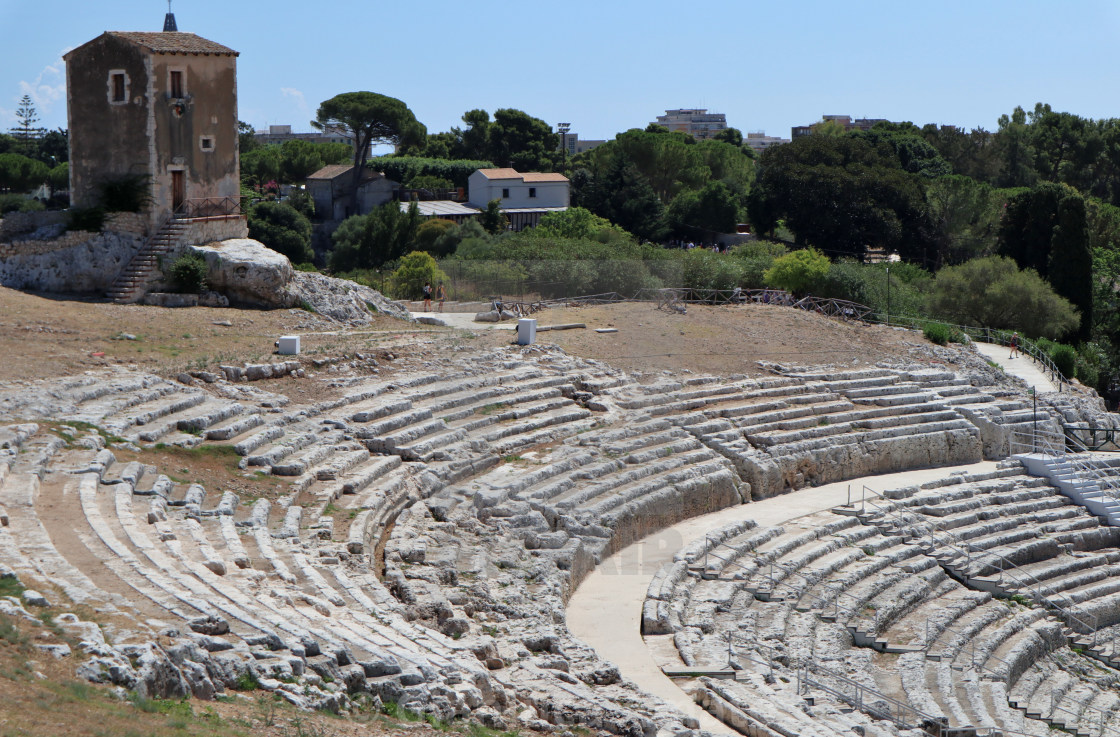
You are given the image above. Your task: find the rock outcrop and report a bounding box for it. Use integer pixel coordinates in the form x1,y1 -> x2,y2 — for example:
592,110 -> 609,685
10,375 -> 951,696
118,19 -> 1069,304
189,239 -> 296,308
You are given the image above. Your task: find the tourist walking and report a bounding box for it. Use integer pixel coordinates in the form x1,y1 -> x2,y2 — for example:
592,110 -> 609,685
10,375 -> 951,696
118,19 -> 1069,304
422,282 -> 432,311
1009,332 -> 1019,359
435,282 -> 446,312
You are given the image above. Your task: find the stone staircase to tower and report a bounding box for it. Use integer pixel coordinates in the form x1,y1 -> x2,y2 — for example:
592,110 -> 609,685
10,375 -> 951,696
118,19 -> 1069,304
106,215 -> 189,304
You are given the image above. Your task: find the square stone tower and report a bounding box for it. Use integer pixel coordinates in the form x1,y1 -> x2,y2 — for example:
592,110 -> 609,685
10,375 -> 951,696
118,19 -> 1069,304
64,24 -> 240,224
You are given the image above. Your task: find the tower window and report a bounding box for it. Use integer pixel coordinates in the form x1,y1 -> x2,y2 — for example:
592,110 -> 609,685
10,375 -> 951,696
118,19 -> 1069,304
169,70 -> 184,98
199,136 -> 214,152
108,70 -> 128,104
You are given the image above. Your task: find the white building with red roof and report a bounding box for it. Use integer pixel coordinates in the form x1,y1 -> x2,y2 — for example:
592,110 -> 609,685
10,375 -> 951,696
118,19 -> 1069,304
466,168 -> 569,230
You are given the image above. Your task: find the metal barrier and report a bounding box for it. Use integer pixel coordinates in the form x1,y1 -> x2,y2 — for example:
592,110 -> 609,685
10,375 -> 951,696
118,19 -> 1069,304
175,196 -> 242,219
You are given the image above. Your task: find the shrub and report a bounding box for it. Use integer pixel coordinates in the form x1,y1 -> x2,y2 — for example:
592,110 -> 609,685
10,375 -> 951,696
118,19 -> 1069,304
247,201 -> 314,263
926,255 -> 1079,339
679,248 -> 744,291
97,173 -> 152,212
168,252 -> 208,294
923,322 -> 951,345
0,193 -> 44,214
763,247 -> 830,295
1050,344 -> 1077,378
412,219 -> 459,257
65,206 -> 105,233
1076,346 -> 1101,388
388,251 -> 448,300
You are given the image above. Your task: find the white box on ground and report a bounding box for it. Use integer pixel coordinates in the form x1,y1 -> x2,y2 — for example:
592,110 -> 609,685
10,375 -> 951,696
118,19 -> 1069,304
517,319 -> 537,346
278,335 -> 301,355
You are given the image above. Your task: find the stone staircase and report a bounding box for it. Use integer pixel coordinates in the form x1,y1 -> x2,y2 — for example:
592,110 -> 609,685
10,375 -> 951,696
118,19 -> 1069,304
1017,452 -> 1120,526
106,215 -> 188,304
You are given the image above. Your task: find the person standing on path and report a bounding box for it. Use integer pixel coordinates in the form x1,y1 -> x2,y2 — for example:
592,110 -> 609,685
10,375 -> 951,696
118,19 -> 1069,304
1010,332 -> 1019,359
435,282 -> 446,312
422,282 -> 432,311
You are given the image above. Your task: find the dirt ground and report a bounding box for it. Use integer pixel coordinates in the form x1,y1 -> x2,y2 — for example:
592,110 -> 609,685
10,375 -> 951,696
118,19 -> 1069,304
0,288 -> 932,389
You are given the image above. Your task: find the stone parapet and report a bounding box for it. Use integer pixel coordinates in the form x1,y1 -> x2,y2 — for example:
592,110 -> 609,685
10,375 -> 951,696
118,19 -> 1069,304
186,216 -> 248,245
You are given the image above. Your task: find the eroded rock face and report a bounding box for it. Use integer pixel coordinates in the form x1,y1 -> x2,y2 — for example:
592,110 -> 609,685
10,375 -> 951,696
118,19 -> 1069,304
186,240 -> 409,324
189,240 -> 296,308
290,271 -> 412,324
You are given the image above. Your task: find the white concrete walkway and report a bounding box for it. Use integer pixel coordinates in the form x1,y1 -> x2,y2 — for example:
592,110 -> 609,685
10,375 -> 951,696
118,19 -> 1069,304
410,311 -> 517,330
973,342 -> 1059,393
565,461 -> 998,733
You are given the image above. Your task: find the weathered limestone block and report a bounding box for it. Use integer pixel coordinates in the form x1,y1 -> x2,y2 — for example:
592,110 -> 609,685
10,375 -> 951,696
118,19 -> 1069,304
190,239 -> 296,308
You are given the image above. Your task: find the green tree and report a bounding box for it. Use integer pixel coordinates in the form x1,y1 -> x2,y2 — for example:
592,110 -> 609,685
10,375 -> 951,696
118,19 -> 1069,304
531,207 -> 633,242
313,92 -> 426,207
856,124 -> 951,178
751,135 -> 933,262
279,140 -> 325,183
486,108 -> 560,171
240,146 -> 281,191
34,128 -> 67,165
388,251 -> 448,300
329,200 -> 420,270
9,95 -> 44,154
458,109 -> 491,160
763,247 -> 831,294
238,121 -> 259,155
925,175 -> 1005,267
412,218 -> 458,257
926,255 -> 1079,338
667,181 -> 741,239
711,127 -> 743,147
0,152 -> 48,192
47,162 -> 68,196
1048,194 -> 1093,339
479,199 -> 507,235
995,106 -> 1037,188
247,201 -> 314,263
579,154 -> 668,242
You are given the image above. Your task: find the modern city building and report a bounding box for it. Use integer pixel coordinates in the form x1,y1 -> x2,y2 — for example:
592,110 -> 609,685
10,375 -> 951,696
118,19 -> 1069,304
791,115 -> 889,139
557,124 -> 606,157
253,124 -> 362,151
743,131 -> 790,153
651,109 -> 728,140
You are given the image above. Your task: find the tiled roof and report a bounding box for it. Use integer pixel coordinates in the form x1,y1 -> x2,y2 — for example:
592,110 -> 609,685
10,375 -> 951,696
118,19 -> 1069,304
307,165 -> 356,180
475,168 -> 521,180
521,172 -> 569,183
475,168 -> 568,183
107,32 -> 238,55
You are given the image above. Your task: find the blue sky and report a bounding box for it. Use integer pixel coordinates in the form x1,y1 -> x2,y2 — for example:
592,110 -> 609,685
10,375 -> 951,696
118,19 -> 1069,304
2,0 -> 1119,145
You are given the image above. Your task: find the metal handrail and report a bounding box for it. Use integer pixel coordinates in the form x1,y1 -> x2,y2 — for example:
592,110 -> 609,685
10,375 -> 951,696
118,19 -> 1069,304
1010,428 -> 1120,508
856,487 -> 1100,637
175,196 -> 242,219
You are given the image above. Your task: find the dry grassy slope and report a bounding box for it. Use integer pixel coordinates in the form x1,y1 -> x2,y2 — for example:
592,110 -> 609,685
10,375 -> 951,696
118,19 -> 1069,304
0,287 -> 931,388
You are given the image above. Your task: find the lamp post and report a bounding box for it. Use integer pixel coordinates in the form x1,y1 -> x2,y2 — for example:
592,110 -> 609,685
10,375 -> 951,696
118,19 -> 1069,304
885,266 -> 890,326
